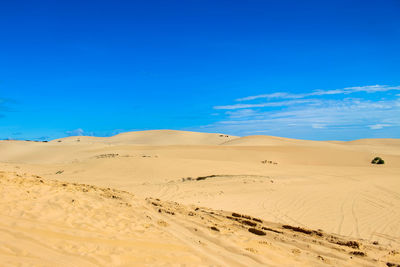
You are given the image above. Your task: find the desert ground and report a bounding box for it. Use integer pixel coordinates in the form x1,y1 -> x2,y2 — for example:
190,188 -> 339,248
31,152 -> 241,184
1,130 -> 399,266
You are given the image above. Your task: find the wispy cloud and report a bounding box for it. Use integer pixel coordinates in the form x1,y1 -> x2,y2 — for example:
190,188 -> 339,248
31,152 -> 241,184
65,128 -> 125,137
368,124 -> 392,130
236,85 -> 400,102
214,99 -> 316,110
66,128 -> 88,136
205,85 -> 400,140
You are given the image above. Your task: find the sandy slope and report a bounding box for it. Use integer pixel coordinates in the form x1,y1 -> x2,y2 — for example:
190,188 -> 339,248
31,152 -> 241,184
1,171 -> 399,266
1,130 -> 400,266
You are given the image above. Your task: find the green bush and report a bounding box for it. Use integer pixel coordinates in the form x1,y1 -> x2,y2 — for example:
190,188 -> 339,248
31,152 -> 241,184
371,157 -> 384,164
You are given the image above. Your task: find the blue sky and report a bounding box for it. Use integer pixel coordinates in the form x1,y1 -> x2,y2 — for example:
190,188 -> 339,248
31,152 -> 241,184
1,0 -> 399,141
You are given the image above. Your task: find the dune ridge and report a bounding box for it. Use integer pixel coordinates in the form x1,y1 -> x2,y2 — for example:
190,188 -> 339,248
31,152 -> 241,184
51,130 -> 238,146
48,130 -> 400,148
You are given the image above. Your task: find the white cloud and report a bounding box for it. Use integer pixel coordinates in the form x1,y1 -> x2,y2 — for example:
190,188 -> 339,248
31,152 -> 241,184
66,128 -> 86,136
225,109 -> 258,119
342,85 -> 400,93
204,89 -> 400,139
236,92 -> 305,101
214,99 -> 316,110
235,85 -> 400,102
368,124 -> 392,130
312,124 -> 326,129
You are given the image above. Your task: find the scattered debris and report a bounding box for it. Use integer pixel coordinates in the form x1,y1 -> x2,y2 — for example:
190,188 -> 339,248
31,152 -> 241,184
335,240 -> 360,249
196,175 -> 216,181
262,227 -> 282,234
231,212 -> 251,220
261,160 -> 278,165
292,248 -> 301,254
252,217 -> 263,223
245,247 -> 258,253
350,251 -> 365,256
157,208 -> 175,215
282,225 -> 323,237
242,220 -> 257,227
248,228 -> 266,236
96,153 -> 119,159
157,220 -> 168,227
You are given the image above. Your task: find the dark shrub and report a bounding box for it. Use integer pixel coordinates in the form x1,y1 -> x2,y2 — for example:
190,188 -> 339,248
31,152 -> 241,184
371,157 -> 385,164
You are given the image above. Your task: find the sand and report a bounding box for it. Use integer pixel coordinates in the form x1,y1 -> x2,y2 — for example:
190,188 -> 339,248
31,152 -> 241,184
1,130 -> 399,266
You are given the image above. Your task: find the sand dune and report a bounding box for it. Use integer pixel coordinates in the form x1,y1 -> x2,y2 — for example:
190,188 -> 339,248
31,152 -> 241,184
345,138 -> 400,146
51,130 -> 238,145
1,130 -> 399,266
220,135 -> 326,146
1,171 -> 399,266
